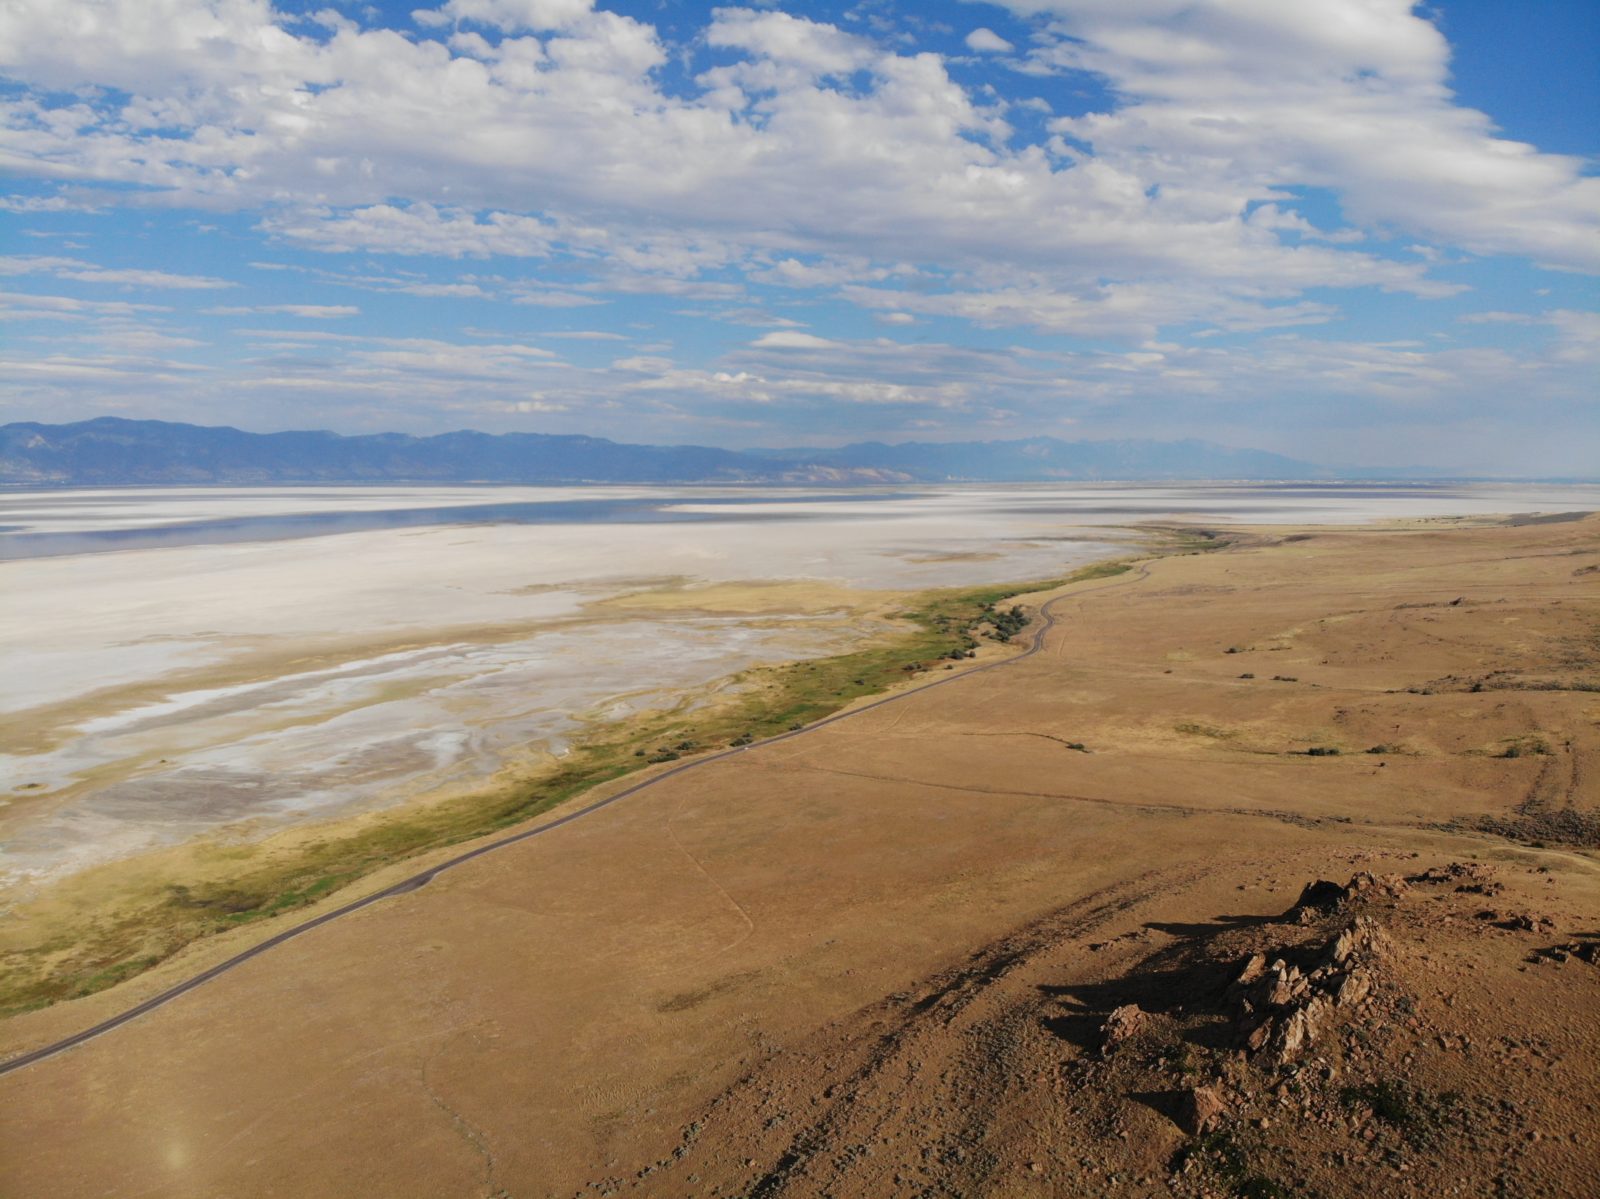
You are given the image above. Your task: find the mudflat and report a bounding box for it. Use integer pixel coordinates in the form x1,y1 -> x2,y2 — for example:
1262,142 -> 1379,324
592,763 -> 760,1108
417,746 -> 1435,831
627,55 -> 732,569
2,514 -> 1596,1197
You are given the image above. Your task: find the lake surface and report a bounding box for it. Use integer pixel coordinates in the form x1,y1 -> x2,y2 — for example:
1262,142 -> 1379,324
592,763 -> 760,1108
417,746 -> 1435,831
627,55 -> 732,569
2,481 -> 1595,889
4,481 -> 1599,560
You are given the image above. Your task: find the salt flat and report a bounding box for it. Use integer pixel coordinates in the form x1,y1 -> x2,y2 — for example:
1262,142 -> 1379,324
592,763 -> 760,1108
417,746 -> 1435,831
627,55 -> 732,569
3,482 -> 1596,894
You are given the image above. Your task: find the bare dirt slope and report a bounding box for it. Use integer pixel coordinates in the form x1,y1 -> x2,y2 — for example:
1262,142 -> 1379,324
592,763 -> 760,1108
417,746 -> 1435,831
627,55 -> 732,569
1,515 -> 1596,1198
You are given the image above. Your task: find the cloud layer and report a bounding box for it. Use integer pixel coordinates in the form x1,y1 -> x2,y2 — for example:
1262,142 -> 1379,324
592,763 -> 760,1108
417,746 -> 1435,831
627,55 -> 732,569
0,0 -> 1594,471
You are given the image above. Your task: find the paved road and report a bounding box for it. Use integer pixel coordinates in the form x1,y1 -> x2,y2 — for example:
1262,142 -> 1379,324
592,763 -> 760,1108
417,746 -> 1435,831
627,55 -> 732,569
0,563 -> 1148,1078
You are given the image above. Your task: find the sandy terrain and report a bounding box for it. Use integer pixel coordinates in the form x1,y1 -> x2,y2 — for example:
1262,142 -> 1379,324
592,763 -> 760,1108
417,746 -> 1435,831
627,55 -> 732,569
1,513 -> 1596,1197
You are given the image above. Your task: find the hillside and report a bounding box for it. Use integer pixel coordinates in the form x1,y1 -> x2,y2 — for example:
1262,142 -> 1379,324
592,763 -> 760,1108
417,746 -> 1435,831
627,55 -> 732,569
1,417 -> 1366,485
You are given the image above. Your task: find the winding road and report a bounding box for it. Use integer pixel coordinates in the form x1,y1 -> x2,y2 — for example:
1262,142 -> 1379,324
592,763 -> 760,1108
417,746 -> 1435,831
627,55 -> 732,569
0,561 -> 1149,1078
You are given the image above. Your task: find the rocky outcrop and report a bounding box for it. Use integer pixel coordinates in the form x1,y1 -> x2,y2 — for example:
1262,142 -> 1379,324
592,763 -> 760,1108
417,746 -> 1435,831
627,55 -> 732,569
1232,913 -> 1389,1064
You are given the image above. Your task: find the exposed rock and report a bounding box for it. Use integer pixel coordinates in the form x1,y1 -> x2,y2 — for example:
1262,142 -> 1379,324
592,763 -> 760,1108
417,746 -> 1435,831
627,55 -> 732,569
1327,915 -> 1389,966
1332,970 -> 1372,1008
1231,903 -> 1389,1064
1287,879 -> 1350,921
1532,940 -> 1597,966
1506,913 -> 1556,934
1100,1004 -> 1148,1053
1411,862 -> 1494,885
1347,871 -> 1409,900
1276,1008 -> 1315,1059
1264,961 -> 1308,1006
1234,952 -> 1268,986
1179,1086 -> 1227,1136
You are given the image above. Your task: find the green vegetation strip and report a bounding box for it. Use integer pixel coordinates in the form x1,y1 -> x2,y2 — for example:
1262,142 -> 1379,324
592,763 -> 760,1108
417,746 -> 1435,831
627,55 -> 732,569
2,557 -> 1145,1017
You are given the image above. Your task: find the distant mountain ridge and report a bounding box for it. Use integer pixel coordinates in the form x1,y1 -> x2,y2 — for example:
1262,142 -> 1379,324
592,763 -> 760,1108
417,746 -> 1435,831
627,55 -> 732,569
3,417 -> 1419,485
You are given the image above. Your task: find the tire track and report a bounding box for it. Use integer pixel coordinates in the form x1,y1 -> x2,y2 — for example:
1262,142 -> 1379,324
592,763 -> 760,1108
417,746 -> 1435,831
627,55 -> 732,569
593,863 -> 1207,1198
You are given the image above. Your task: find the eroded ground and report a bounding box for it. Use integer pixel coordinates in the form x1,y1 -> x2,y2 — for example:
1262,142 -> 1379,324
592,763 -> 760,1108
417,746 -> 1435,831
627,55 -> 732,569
1,514 -> 1596,1197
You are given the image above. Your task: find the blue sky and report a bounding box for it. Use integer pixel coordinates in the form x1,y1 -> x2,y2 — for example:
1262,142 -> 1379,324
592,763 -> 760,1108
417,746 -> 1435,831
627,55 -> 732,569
1,0 -> 1596,473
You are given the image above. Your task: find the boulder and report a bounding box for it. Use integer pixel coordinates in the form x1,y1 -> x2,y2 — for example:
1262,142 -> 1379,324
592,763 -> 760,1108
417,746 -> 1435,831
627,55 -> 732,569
1234,953 -> 1267,986
1099,1004 -> 1148,1052
1179,1086 -> 1228,1136
1332,969 -> 1372,1008
1327,915 -> 1388,966
1286,879 -> 1348,921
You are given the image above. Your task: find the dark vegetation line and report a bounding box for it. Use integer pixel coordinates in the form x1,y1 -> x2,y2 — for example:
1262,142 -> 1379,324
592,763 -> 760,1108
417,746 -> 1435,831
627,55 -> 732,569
0,555 -> 1168,1076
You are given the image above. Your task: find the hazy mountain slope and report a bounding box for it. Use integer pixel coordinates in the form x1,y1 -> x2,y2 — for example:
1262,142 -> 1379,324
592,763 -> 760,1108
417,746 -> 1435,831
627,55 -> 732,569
2,417 -> 1372,485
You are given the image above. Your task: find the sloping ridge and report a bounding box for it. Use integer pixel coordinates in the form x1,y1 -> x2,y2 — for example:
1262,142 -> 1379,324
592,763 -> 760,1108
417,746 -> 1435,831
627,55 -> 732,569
0,417 -> 1369,485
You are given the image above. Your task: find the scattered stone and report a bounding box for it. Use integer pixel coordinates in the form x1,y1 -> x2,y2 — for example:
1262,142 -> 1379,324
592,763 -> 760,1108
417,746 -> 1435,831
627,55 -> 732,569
1348,871 -> 1409,900
1504,913 -> 1556,934
1100,1004 -> 1148,1053
1411,862 -> 1494,885
1179,1086 -> 1228,1136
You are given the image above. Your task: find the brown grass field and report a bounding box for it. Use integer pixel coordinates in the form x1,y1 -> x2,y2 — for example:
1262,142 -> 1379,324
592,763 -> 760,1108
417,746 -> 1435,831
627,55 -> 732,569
2,513 -> 1596,1198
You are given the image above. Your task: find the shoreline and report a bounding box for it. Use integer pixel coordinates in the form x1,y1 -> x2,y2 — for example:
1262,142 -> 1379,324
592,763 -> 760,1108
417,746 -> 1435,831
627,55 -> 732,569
0,555 -> 1160,1076
0,548 -> 1169,1020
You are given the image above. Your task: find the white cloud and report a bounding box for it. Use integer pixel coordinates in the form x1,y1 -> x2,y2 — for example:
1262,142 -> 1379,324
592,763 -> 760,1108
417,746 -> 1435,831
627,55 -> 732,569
1006,0 -> 1600,272
4,0 -> 1573,336
0,194 -> 104,213
964,28 -> 1014,54
707,9 -> 875,77
0,290 -> 170,318
749,331 -> 841,349
1545,310 -> 1600,364
1457,311 -> 1535,326
0,0 -> 1593,467
205,304 -> 359,318
0,255 -> 234,289
686,307 -> 807,329
416,0 -> 594,34
260,204 -> 554,258
509,288 -> 606,307
840,281 -> 1341,339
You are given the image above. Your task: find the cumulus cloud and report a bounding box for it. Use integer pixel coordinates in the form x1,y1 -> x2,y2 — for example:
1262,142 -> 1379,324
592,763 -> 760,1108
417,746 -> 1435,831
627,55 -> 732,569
1003,0 -> 1600,272
964,28 -> 1014,54
0,0 -> 1592,466
415,0 -> 594,34
2,0 -> 1585,337
749,331 -> 841,349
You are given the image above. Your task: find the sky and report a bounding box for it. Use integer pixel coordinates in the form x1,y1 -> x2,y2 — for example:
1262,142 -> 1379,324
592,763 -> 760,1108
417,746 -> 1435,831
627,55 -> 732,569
1,0 -> 1596,474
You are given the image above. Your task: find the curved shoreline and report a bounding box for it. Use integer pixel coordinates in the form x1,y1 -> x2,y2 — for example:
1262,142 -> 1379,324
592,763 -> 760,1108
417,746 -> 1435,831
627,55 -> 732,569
0,561 -> 1152,1076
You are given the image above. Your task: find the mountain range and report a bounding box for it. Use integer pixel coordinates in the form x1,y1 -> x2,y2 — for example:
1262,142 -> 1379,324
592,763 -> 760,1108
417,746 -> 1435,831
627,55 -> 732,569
1,417 -> 1438,486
